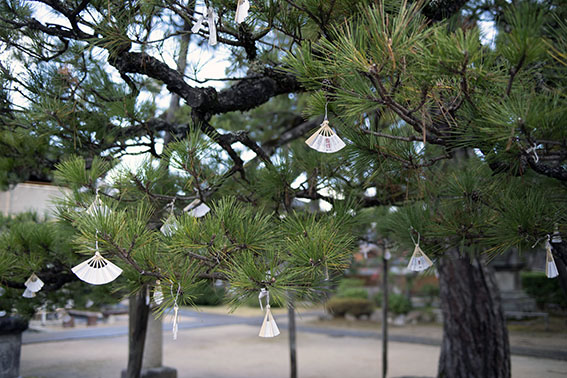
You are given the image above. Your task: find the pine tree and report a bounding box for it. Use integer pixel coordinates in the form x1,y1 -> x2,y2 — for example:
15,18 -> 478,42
284,1 -> 567,376
0,212 -> 121,323
1,1 -> 566,378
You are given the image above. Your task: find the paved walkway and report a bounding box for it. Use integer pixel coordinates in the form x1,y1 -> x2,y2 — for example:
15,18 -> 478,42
23,308 -> 567,361
21,319 -> 567,378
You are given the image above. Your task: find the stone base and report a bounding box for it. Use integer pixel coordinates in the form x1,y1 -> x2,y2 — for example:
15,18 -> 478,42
0,317 -> 27,378
121,366 -> 177,378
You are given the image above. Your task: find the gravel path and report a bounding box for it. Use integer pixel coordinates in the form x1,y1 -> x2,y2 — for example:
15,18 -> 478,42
21,323 -> 567,378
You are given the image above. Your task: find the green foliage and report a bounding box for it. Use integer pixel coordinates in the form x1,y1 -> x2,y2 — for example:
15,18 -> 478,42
326,297 -> 374,318
388,293 -> 412,315
521,272 -> 567,309
373,291 -> 383,306
0,212 -> 121,319
373,292 -> 412,315
337,278 -> 365,290
54,156 -> 113,190
2,0 -> 567,325
189,281 -> 225,306
243,296 -> 284,308
336,287 -> 368,300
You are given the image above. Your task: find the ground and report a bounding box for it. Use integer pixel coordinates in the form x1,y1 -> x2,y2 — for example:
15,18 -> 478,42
20,306 -> 567,378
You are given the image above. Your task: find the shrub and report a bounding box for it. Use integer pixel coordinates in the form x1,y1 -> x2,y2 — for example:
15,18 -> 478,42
337,287 -> 369,300
521,272 -> 567,309
373,292 -> 382,306
326,297 -> 374,318
389,293 -> 412,315
373,292 -> 412,315
337,278 -> 365,291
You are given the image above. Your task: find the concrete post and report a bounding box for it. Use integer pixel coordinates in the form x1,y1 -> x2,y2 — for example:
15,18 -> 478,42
142,312 -> 162,369
122,307 -> 177,378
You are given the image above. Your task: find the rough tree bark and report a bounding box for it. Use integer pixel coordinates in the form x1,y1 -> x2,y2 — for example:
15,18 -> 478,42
437,249 -> 510,378
551,242 -> 567,301
125,288 -> 151,378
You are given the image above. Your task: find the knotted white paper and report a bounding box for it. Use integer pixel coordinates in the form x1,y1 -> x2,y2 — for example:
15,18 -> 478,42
24,273 -> 44,293
87,191 -> 111,217
305,120 -> 346,153
407,244 -> 433,272
72,235 -> 122,285
207,7 -> 217,46
258,288 -> 280,338
545,239 -> 559,278
154,280 -> 164,305
235,0 -> 250,24
183,199 -> 210,218
172,303 -> 179,340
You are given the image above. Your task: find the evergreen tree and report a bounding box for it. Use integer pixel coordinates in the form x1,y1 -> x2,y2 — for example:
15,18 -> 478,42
1,1 -> 566,378
0,212 -> 121,321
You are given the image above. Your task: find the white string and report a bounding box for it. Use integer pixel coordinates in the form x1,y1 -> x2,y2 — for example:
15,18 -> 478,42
324,101 -> 328,120
95,229 -> 99,253
171,283 -> 181,340
409,227 -> 420,245
526,143 -> 539,163
258,288 -> 269,311
531,235 -> 546,249
545,234 -> 552,251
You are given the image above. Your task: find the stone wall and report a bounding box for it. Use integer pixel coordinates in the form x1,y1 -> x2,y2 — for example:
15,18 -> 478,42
0,182 -> 68,217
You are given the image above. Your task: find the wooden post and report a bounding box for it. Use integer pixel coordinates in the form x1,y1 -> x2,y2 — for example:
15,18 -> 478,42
288,301 -> 297,378
382,253 -> 388,378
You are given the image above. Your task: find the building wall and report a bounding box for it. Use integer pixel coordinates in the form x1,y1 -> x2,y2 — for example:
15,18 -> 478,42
0,182 -> 68,217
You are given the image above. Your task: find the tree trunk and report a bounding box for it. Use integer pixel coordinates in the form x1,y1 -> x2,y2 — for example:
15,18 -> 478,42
437,249 -> 510,378
551,242 -> 567,301
125,288 -> 151,378
288,301 -> 297,378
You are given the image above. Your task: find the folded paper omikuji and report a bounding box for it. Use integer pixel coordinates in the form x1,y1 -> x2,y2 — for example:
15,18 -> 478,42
207,7 -> 217,46
87,191 -> 111,217
545,238 -> 559,279
24,273 -> 44,293
72,251 -> 123,285
153,281 -> 164,305
235,0 -> 250,24
72,234 -> 123,285
172,303 -> 179,340
160,211 -> 179,236
258,288 -> 280,338
305,119 -> 346,153
191,10 -> 205,33
184,199 -> 211,218
171,283 -> 181,340
407,244 -> 433,272
191,6 -> 216,45
22,288 -> 36,298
